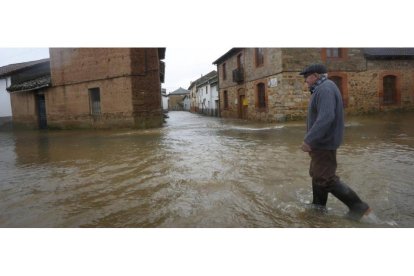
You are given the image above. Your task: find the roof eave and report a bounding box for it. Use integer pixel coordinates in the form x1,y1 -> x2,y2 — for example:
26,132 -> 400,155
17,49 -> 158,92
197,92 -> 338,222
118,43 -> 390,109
212,48 -> 243,65
7,84 -> 50,93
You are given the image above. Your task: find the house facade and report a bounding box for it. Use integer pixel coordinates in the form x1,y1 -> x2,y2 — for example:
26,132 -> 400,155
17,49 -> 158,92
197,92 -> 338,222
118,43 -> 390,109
0,59 -> 51,129
188,71 -> 218,116
213,48 -> 414,122
168,87 -> 190,111
7,48 -> 165,129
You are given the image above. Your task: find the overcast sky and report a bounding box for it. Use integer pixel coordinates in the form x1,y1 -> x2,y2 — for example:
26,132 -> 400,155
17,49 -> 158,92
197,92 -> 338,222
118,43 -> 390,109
0,47 -> 228,92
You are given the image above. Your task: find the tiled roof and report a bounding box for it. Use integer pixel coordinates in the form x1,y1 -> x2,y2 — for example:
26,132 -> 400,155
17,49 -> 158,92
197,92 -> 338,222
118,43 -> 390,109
0,58 -> 50,77
168,87 -> 190,95
188,70 -> 217,90
7,75 -> 51,92
363,48 -> 414,59
212,48 -> 242,65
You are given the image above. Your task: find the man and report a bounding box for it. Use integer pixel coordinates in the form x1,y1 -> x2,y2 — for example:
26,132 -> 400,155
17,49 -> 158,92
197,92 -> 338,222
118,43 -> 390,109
300,64 -> 371,221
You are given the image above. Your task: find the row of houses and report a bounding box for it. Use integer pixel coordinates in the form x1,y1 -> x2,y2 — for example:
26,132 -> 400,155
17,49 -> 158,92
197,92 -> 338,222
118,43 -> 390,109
165,71 -> 219,116
2,48 -> 414,130
211,48 -> 414,122
0,48 -> 165,129
168,48 -> 414,122
188,71 -> 219,116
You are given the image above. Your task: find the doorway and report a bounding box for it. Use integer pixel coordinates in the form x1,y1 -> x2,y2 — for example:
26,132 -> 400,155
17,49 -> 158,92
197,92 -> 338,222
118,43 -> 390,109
238,89 -> 247,119
37,94 -> 47,129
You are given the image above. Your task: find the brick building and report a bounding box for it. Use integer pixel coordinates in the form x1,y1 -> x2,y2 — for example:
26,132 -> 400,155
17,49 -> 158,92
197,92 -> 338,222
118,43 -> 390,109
168,87 -> 190,111
8,48 -> 165,129
213,48 -> 414,122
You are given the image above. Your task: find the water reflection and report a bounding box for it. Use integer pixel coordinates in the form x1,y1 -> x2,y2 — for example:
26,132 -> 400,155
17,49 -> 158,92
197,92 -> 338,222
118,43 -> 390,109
0,111 -> 413,227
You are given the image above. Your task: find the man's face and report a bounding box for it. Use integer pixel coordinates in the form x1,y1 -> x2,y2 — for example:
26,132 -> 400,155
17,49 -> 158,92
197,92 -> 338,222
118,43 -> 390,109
304,73 -> 319,88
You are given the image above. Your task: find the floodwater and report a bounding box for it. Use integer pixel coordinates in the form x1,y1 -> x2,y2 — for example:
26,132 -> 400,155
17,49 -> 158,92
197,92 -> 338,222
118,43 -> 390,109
1,111 -> 413,227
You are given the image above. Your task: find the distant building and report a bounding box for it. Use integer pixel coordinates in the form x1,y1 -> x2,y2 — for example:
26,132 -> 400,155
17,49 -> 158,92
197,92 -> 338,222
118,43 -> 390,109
168,87 -> 190,111
188,71 -> 218,116
0,58 -> 50,127
213,48 -> 414,122
4,48 -> 166,129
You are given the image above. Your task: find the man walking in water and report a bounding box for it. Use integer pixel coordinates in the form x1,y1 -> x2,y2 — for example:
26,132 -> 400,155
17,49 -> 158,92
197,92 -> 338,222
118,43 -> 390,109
300,64 -> 371,220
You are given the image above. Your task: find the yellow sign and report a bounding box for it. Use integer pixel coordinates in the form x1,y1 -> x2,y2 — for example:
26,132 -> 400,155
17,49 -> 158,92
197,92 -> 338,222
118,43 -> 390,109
242,98 -> 248,106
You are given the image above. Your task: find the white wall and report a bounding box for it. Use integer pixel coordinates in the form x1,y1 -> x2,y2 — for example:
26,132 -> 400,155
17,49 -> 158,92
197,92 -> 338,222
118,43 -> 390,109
162,95 -> 169,111
183,97 -> 190,111
197,82 -> 218,116
0,78 -> 12,117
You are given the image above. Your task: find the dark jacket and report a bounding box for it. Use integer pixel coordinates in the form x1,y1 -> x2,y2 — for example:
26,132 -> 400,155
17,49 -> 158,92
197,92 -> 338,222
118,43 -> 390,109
304,78 -> 344,150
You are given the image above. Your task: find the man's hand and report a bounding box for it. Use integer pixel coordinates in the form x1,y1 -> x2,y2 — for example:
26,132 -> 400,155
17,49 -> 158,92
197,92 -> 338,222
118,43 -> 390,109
301,142 -> 312,152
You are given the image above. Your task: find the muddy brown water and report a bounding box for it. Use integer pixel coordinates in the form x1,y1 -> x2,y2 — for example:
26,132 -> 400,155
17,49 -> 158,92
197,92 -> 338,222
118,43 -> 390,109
1,111 -> 413,227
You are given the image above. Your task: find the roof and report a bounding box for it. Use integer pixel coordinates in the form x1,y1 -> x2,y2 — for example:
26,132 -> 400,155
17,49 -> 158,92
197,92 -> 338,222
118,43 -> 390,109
363,48 -> 414,59
0,58 -> 50,77
7,75 -> 51,92
188,70 -> 217,90
212,48 -> 243,65
168,87 -> 190,95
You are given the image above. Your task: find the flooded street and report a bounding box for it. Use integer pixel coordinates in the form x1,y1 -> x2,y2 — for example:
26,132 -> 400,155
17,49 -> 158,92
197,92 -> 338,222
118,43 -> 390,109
1,111 -> 413,227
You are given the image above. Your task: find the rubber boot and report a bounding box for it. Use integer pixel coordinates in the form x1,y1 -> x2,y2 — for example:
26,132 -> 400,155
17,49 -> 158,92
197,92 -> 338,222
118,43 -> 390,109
311,180 -> 328,213
329,181 -> 370,220
312,179 -> 328,206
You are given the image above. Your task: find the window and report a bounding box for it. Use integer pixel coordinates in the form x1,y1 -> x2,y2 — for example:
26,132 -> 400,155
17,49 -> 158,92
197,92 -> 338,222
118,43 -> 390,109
256,83 -> 266,108
255,48 -> 264,67
383,75 -> 397,104
223,90 -> 229,109
222,63 -> 227,80
326,48 -> 342,58
89,88 -> 101,115
322,48 -> 348,61
237,53 -> 243,69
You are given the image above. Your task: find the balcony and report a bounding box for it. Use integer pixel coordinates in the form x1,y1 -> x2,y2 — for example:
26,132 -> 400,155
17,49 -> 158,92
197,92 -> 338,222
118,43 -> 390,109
232,67 -> 244,83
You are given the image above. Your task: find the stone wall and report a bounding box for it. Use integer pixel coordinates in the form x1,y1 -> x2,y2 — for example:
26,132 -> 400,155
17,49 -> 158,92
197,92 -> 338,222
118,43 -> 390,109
219,48 -> 307,122
218,48 -> 414,122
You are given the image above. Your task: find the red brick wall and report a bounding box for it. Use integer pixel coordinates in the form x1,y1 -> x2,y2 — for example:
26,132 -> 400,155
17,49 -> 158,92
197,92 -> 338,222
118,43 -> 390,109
45,48 -> 162,129
49,48 -> 133,86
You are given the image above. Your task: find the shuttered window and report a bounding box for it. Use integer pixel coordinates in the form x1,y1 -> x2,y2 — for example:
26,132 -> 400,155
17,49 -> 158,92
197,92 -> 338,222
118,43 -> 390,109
257,83 -> 266,108
255,48 -> 264,67
223,90 -> 229,109
89,88 -> 101,115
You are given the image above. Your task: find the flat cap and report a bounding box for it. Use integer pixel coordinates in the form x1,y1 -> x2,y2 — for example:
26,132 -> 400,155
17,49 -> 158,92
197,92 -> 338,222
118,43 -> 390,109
299,64 -> 327,76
